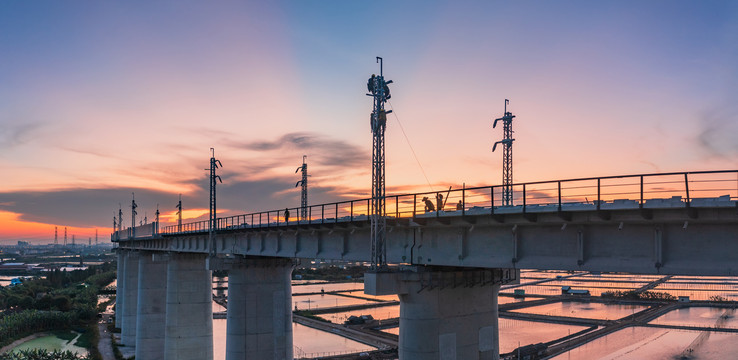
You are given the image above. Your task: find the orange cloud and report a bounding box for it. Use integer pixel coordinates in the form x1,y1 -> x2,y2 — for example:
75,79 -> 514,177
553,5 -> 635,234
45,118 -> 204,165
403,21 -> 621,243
0,210 -> 110,244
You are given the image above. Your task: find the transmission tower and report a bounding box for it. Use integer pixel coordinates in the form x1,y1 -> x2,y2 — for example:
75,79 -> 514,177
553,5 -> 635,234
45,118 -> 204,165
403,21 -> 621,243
64,227 -> 67,246
95,229 -> 98,245
155,204 -> 160,235
176,194 -> 183,232
493,99 -> 516,206
207,148 -> 223,255
367,57 -> 393,270
295,155 -> 308,220
54,227 -> 58,245
72,235 -> 75,246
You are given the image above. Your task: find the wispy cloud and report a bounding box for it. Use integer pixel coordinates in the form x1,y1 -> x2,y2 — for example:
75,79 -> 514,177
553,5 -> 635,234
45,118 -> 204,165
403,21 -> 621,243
696,104 -> 738,159
0,123 -> 43,149
231,132 -> 366,168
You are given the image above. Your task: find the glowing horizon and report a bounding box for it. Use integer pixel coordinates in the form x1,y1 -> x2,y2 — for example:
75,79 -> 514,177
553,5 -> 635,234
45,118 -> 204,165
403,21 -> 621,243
1,1 -> 737,243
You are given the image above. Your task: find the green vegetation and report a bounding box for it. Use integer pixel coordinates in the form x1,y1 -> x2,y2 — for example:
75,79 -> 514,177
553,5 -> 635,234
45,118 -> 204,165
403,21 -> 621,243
0,262 -> 116,353
293,265 -> 368,281
601,290 -> 676,301
0,349 -> 93,360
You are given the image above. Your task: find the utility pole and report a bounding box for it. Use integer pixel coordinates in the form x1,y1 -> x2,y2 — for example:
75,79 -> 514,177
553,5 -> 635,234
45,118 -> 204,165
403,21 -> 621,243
207,148 -> 223,256
131,193 -> 137,238
493,99 -> 516,206
295,155 -> 308,220
367,57 -> 393,270
176,194 -> 183,233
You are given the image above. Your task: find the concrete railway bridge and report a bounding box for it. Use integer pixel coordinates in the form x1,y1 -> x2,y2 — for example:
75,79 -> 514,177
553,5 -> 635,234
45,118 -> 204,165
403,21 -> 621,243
113,170 -> 738,360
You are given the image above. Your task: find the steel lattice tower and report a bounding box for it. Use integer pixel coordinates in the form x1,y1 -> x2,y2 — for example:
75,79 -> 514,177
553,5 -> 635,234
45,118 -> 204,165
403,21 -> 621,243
208,148 -> 222,255
493,99 -> 516,206
295,155 -> 308,220
54,227 -> 58,245
118,206 -> 123,233
367,57 -> 393,269
131,193 -> 137,237
176,194 -> 183,232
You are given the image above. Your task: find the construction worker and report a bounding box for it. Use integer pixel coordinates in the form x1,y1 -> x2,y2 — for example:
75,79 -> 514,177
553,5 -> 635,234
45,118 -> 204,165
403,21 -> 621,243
422,197 -> 435,212
284,208 -> 290,224
456,200 -> 463,211
436,193 -> 444,212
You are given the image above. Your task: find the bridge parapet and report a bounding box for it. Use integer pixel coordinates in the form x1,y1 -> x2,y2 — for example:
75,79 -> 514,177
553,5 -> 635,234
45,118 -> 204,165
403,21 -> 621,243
145,170 -> 736,237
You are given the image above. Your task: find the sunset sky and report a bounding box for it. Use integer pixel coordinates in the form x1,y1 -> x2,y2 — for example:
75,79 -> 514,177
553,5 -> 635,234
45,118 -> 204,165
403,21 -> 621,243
1,1 -> 737,243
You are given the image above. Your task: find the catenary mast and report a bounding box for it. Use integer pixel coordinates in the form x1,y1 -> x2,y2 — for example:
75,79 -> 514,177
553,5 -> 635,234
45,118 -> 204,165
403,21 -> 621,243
367,57 -> 393,269
207,148 -> 222,256
295,155 -> 308,221
493,99 -> 516,206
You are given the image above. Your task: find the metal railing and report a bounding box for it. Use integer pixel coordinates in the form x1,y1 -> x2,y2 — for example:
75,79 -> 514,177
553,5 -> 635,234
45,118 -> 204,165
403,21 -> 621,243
155,170 -> 737,236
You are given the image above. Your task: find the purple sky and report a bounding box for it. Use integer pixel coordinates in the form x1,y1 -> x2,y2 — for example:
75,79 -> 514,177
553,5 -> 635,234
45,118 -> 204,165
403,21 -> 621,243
1,1 -> 737,243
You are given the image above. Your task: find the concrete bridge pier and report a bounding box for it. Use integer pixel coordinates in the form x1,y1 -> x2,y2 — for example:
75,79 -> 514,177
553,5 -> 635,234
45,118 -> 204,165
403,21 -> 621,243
121,250 -> 140,347
209,256 -> 295,360
135,252 -> 168,360
164,252 -> 214,360
115,249 -> 125,328
366,267 -> 518,360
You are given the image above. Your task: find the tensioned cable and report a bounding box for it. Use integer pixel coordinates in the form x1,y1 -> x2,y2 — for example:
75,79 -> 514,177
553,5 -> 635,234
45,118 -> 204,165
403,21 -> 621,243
387,100 -> 434,192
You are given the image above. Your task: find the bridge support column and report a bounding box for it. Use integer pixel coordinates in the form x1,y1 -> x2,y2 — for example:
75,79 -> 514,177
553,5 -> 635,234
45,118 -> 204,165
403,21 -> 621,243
366,267 -> 517,360
121,250 -> 140,347
115,249 -> 125,328
212,256 -> 295,360
135,252 -> 168,360
164,253 -> 213,360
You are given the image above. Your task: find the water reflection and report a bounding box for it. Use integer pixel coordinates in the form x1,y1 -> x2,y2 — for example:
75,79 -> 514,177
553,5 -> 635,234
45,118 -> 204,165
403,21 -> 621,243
212,319 -> 374,360
551,326 -> 738,359
652,307 -> 738,329
510,301 -> 647,320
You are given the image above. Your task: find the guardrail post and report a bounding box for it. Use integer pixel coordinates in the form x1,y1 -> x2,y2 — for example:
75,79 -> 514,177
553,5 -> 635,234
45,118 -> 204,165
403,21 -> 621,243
321,205 -> 325,224
491,187 -> 495,215
350,202 -> 354,222
396,195 -> 399,218
597,178 -> 601,211
335,203 -> 339,223
523,184 -> 527,212
638,175 -> 643,209
462,186 -> 465,216
413,194 -> 417,218
557,181 -> 562,212
684,173 -> 690,206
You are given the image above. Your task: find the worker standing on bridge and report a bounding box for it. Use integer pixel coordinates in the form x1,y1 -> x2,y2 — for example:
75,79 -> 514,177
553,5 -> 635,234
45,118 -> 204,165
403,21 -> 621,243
284,208 -> 290,224
436,193 -> 444,212
456,200 -> 463,211
422,197 -> 435,212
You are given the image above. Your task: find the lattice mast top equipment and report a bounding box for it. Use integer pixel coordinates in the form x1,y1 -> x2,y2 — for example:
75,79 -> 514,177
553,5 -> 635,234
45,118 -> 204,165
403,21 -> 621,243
176,194 -> 183,232
131,193 -> 137,237
207,148 -> 222,256
367,57 -> 393,269
118,205 -> 123,233
493,99 -> 516,206
295,155 -> 308,220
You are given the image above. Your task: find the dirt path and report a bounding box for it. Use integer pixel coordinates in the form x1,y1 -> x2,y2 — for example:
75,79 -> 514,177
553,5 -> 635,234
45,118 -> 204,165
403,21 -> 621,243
0,332 -> 51,354
97,323 -> 115,360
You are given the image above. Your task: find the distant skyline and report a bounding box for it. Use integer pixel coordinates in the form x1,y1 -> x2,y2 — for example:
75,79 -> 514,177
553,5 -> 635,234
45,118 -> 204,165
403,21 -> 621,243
1,1 -> 737,243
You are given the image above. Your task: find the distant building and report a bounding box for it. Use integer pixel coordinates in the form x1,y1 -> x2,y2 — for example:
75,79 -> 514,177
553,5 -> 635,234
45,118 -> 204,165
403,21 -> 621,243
561,286 -> 590,296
